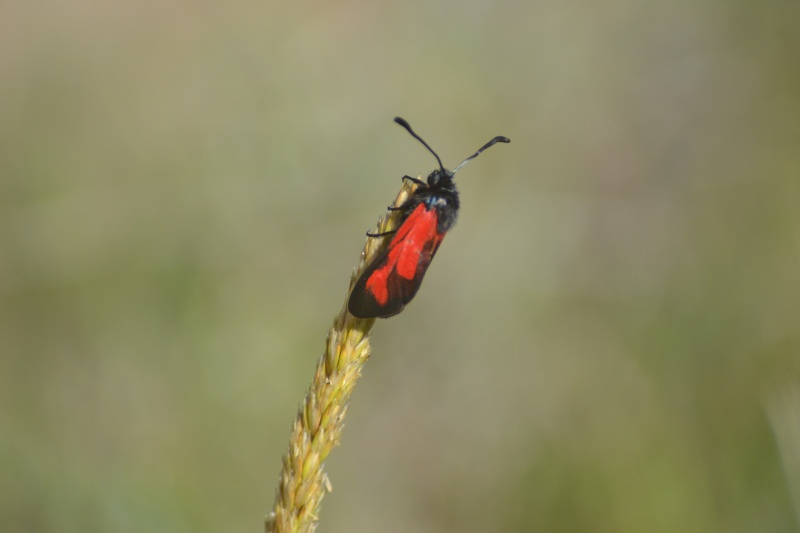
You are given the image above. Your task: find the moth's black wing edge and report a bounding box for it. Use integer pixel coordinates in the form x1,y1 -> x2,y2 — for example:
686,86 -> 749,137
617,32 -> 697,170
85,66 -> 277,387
348,248 -> 405,319
393,239 -> 441,310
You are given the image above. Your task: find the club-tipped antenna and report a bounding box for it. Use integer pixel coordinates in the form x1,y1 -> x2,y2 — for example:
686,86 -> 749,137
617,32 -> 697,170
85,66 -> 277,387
394,117 -> 445,172
452,135 -> 511,174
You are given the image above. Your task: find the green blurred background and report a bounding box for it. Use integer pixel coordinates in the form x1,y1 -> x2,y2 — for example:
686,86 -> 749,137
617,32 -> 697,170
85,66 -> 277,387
2,1 -> 799,531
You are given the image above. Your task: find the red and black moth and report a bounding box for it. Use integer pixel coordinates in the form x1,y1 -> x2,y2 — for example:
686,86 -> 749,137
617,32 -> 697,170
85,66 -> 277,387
347,117 -> 510,319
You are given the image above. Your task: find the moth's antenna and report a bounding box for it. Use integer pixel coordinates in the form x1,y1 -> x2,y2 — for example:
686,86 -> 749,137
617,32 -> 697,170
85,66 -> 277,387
453,135 -> 511,174
394,117 -> 445,173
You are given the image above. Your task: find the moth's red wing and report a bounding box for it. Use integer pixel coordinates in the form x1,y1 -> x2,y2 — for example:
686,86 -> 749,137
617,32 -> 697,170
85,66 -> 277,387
348,205 -> 445,318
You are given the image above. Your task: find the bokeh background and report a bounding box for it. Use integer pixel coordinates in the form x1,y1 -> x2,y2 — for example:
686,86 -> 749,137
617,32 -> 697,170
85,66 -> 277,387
2,0 -> 799,531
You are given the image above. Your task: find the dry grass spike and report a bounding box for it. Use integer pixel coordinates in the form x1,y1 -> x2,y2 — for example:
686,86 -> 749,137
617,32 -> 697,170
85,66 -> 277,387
265,178 -> 418,533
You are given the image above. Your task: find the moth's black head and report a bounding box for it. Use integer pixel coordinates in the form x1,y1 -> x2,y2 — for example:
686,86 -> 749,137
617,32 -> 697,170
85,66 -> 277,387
427,168 -> 454,188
